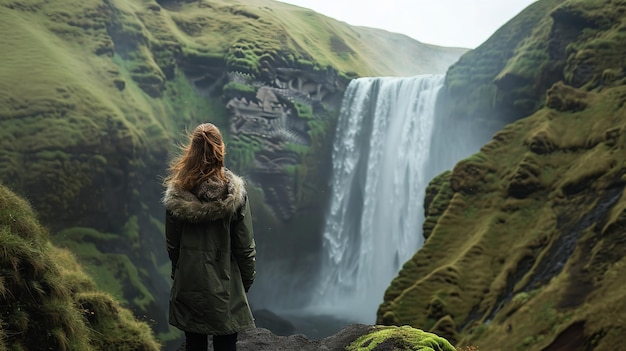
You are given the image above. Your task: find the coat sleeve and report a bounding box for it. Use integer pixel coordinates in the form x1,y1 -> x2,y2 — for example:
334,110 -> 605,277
165,210 -> 183,280
231,196 -> 256,292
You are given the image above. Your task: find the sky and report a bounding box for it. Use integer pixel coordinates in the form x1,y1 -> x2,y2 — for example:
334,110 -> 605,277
276,0 -> 538,49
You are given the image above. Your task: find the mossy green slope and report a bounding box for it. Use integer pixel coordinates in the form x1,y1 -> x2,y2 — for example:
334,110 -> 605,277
346,326 -> 456,351
441,0 -> 563,125
379,0 -> 626,350
0,183 -> 160,350
382,85 -> 626,350
0,1 -> 228,343
431,0 -> 626,166
153,0 -> 465,78
0,0 -> 173,225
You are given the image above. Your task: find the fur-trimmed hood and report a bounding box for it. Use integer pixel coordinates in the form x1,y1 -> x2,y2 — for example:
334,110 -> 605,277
162,169 -> 247,222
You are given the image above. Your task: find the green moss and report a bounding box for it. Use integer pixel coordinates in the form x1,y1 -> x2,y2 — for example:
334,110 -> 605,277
294,102 -> 314,119
160,0 -> 463,78
161,67 -> 229,133
0,183 -> 160,350
497,46 -> 550,82
223,81 -> 257,100
443,0 -> 626,139
383,71 -> 626,351
0,3 -> 176,228
123,216 -> 140,249
441,0 -> 563,131
76,291 -> 159,351
225,40 -> 264,73
223,81 -> 256,93
422,171 -> 454,240
117,254 -> 156,311
346,326 -> 456,351
53,228 -> 125,300
560,2 -> 626,90
226,134 -> 264,173
381,3 -> 626,344
52,226 -> 156,310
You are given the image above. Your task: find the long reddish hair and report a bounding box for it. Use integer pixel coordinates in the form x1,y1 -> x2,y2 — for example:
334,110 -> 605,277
164,123 -> 228,190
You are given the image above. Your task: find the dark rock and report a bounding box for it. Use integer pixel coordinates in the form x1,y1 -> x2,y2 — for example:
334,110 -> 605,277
147,4 -> 161,11
252,309 -> 296,336
450,158 -> 496,195
507,158 -> 543,199
176,324 -> 371,351
546,81 -> 588,112
526,130 -> 556,155
113,78 -> 126,91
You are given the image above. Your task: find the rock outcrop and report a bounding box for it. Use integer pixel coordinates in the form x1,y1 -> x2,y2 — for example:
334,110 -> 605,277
176,325 -> 456,351
223,67 -> 343,220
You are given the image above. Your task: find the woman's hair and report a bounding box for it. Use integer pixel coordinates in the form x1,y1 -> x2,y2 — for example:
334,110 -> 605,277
164,123 -> 228,190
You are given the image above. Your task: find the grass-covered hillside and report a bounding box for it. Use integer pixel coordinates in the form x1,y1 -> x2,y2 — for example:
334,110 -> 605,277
380,0 -> 626,350
0,183 -> 160,350
150,0 -> 465,79
429,0 -> 603,171
0,0 -> 463,229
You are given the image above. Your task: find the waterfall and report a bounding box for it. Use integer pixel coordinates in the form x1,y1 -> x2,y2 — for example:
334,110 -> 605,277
311,74 -> 444,322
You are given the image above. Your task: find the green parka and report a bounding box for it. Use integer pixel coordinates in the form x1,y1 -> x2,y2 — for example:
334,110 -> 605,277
162,169 -> 256,335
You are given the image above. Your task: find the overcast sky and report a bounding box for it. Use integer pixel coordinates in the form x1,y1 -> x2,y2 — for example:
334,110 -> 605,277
276,0 -> 538,48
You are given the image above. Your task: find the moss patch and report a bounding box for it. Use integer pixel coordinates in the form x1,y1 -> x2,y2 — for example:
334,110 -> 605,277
346,325 -> 455,351
154,0 -> 464,77
0,182 -> 160,350
53,226 -> 156,311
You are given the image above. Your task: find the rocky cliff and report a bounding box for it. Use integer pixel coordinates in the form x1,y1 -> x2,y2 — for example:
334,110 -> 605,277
379,0 -> 626,350
0,0 -> 465,345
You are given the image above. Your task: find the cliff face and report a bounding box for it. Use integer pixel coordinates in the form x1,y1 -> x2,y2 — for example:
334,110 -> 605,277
0,0 -> 465,344
379,0 -> 626,350
428,0 -> 610,175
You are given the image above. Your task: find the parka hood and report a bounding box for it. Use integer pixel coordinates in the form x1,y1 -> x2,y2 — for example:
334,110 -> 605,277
162,169 -> 246,222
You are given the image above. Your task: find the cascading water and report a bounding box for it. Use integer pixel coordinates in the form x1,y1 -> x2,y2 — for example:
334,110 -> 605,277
310,74 -> 444,322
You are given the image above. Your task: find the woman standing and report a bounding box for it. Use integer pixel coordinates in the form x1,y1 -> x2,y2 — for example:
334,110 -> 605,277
162,123 -> 256,351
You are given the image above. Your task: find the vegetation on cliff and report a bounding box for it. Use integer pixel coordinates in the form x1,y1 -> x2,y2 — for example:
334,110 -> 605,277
380,0 -> 626,350
157,0 -> 465,79
428,0 -> 623,171
346,325 -> 456,351
442,0 -> 563,125
0,183 -> 160,350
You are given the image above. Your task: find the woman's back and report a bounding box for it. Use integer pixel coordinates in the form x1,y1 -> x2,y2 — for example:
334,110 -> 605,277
162,123 -> 256,351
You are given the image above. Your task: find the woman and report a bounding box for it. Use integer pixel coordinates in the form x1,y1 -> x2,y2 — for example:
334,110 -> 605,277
162,123 -> 256,351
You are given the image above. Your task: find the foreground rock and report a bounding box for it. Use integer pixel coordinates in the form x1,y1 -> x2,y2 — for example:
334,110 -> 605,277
177,325 -> 455,351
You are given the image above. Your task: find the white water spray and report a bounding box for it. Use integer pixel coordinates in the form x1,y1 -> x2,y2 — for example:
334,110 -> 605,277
310,74 -> 444,322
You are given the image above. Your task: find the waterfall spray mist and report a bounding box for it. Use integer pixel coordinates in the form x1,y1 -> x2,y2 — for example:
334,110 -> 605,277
309,74 -> 444,322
